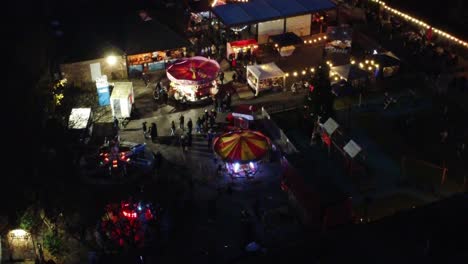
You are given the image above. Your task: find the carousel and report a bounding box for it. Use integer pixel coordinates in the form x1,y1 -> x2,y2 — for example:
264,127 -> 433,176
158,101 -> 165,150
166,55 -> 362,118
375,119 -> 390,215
166,56 -> 220,103
213,130 -> 271,178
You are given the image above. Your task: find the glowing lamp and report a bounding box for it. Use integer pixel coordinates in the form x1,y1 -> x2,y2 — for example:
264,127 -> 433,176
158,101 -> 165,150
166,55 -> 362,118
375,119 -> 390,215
249,162 -> 255,169
310,68 -> 315,72
368,66 -> 372,71
302,70 -> 306,75
233,163 -> 240,173
293,72 -> 298,76
106,55 -> 117,65
9,229 -> 28,238
309,40 -> 312,44
351,60 -> 355,64
323,36 -> 327,39
365,60 -> 369,64
285,73 -> 289,77
359,63 -> 364,68
303,40 -> 307,44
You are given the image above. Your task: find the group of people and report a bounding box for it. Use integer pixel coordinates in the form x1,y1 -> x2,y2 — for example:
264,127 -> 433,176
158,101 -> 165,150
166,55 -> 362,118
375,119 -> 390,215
142,121 -> 158,141
213,92 -> 232,113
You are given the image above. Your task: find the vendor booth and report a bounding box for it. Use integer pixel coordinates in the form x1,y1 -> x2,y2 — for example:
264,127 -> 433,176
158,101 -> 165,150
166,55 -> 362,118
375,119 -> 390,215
213,130 -> 271,178
226,39 -> 258,60
330,64 -> 369,86
125,16 -> 188,76
110,82 -> 134,118
372,51 -> 400,78
166,56 -> 220,102
269,32 -> 303,57
246,63 -> 285,96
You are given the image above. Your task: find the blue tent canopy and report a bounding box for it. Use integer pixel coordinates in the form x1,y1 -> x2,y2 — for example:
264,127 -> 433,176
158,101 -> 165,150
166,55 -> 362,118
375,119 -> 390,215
212,0 -> 336,27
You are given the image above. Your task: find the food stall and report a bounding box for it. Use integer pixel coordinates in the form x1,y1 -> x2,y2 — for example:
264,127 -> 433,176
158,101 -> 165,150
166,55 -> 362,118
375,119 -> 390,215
246,63 -> 285,96
110,82 -> 134,118
166,56 -> 220,102
213,130 -> 271,179
226,39 -> 258,60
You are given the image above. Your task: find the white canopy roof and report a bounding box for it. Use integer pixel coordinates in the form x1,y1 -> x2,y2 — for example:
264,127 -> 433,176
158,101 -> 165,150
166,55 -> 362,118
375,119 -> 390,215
111,82 -> 133,99
68,108 -> 91,129
247,62 -> 285,80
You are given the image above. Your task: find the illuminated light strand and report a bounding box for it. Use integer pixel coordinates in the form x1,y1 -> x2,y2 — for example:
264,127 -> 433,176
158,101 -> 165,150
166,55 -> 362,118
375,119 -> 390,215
370,0 -> 468,48
231,25 -> 248,32
303,35 -> 327,44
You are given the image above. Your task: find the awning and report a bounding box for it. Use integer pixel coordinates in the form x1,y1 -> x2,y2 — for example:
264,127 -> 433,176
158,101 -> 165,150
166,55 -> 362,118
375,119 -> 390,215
247,62 -> 285,80
269,32 -> 304,47
212,0 -> 336,27
230,39 -> 258,48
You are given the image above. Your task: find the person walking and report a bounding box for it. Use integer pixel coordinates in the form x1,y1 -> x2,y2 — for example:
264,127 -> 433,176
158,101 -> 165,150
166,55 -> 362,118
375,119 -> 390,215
187,118 -> 193,134
171,120 -> 176,136
179,114 -> 185,130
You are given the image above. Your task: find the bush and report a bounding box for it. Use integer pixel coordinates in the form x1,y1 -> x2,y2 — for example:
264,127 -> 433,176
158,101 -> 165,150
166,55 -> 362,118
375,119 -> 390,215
44,230 -> 64,257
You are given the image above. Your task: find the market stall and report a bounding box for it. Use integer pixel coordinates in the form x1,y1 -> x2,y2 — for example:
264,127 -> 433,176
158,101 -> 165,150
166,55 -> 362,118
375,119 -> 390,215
110,82 -> 134,119
213,130 -> 271,178
246,62 -> 285,96
166,56 -> 220,102
372,51 -> 400,78
330,64 -> 369,87
269,32 -> 303,57
226,39 -> 258,60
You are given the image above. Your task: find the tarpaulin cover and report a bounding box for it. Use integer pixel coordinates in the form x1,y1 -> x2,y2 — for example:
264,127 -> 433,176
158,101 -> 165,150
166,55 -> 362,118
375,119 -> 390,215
166,56 -> 220,85
212,0 -> 336,27
213,130 -> 270,163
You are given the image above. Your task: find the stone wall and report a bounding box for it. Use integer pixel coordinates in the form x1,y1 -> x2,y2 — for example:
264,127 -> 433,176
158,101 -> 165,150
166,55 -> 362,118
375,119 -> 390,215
60,57 -> 128,88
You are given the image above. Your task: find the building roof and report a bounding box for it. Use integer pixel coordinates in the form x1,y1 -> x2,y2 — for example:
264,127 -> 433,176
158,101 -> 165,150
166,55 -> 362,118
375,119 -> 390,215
124,18 -> 189,55
212,0 -> 336,27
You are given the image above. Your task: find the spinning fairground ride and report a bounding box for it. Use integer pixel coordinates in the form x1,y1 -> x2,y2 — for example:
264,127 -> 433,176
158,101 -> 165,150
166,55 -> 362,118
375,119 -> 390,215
166,56 -> 220,103
213,130 -> 271,179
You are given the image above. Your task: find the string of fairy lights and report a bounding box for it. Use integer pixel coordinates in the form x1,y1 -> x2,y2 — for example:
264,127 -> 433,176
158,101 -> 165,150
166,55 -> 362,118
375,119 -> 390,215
371,0 -> 468,48
282,58 -> 381,82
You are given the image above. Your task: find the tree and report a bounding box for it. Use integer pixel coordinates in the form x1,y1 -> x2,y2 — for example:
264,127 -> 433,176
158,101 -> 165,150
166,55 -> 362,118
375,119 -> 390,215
308,62 -> 335,121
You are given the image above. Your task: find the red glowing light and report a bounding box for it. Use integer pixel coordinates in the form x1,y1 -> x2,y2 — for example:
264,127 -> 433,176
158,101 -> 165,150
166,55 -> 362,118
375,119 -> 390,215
123,210 -> 137,219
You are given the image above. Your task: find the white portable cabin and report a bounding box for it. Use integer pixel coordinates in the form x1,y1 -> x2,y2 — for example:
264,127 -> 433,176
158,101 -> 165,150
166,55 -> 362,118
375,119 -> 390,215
246,63 -> 285,96
110,82 -> 134,118
68,108 -> 93,142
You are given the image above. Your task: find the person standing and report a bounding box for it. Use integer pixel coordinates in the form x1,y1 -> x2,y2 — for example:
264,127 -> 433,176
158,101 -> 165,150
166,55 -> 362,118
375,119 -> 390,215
187,118 -> 193,134
179,114 -> 185,130
195,117 -> 202,134
150,122 -> 158,141
142,121 -> 148,138
207,129 -> 213,149
171,120 -> 176,136
219,71 -> 225,85
113,117 -> 119,136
